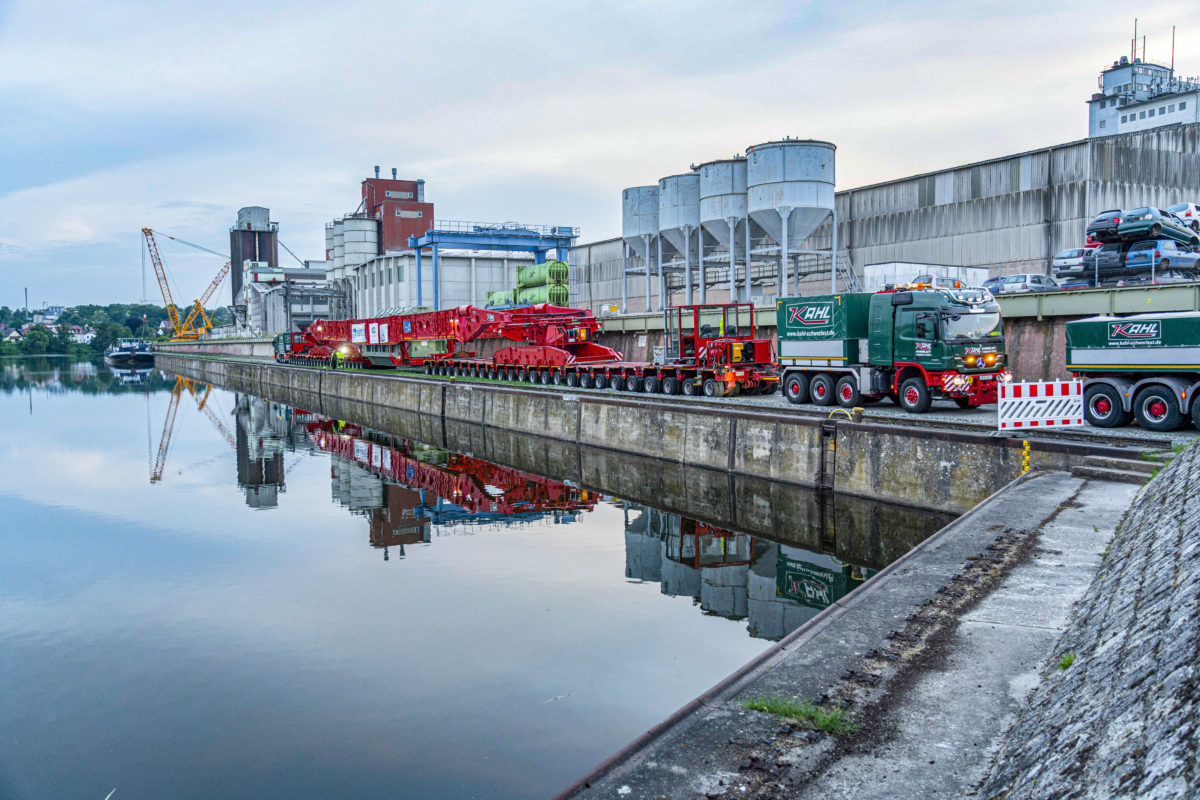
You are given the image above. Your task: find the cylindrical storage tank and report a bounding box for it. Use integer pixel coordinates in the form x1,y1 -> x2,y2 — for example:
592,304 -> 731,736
343,217 -> 378,268
699,158 -> 748,247
657,172 -> 701,253
621,185 -> 659,258
332,221 -> 346,270
746,140 -> 836,245
324,224 -> 335,262
515,284 -> 570,306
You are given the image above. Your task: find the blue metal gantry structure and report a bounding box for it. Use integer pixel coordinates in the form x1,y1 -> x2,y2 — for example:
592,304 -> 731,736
408,220 -> 578,309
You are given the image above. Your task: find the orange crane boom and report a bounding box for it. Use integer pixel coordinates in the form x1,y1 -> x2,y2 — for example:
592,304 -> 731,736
142,228 -> 184,338
178,260 -> 231,339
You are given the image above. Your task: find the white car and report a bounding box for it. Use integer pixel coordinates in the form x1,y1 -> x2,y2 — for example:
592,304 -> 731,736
1167,203 -> 1200,232
1051,248 -> 1087,276
999,273 -> 1060,293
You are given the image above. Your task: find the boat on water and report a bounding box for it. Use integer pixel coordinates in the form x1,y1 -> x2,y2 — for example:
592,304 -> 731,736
104,338 -> 154,366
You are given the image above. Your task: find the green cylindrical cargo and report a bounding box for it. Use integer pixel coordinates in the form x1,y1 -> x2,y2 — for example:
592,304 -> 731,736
485,289 -> 516,306
517,261 -> 569,289
515,284 -> 570,306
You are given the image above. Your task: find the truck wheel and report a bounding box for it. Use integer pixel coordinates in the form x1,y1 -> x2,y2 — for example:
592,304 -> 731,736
540,370 -> 553,385
1133,385 -> 1184,431
952,397 -> 973,409
566,373 -> 579,388
784,373 -> 810,405
1192,399 -> 1200,431
702,379 -> 721,397
593,375 -> 608,390
643,376 -> 662,393
835,375 -> 861,408
628,377 -> 644,393
761,382 -> 778,395
809,373 -> 836,406
663,377 -> 681,395
579,373 -> 593,389
682,379 -> 699,396
1084,384 -> 1131,427
898,378 -> 932,413
553,372 -> 566,386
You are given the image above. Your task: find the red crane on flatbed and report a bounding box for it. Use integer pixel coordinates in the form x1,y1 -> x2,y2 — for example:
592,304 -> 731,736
276,302 -> 777,397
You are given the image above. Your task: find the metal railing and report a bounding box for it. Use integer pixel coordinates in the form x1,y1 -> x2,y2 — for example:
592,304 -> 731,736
429,220 -> 580,238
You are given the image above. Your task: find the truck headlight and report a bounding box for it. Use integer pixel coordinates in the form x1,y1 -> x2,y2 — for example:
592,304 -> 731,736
984,353 -> 996,366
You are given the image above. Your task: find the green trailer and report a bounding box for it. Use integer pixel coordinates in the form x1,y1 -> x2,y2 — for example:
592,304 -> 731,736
776,287 -> 1007,412
1065,311 -> 1200,431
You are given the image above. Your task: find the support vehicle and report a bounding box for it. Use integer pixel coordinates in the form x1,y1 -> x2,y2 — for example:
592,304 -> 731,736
777,287 -> 1008,412
1067,311 -> 1200,432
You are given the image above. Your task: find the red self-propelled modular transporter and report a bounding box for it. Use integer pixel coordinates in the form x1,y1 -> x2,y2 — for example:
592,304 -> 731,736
276,302 -> 778,397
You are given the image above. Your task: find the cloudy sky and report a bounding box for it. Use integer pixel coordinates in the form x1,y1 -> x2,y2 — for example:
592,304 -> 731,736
0,0 -> 1195,307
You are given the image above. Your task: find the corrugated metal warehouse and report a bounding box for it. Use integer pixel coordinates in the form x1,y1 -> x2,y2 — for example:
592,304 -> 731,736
570,122 -> 1200,311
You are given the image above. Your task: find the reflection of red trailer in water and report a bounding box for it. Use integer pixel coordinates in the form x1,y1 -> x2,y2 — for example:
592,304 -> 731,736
277,302 -> 777,397
302,417 -> 598,515
666,519 -> 755,568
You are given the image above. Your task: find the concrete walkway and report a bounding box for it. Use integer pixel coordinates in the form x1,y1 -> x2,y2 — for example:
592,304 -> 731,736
561,472 -> 1139,800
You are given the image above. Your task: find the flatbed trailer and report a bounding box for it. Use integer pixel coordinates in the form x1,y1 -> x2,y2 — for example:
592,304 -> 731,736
278,302 -> 778,397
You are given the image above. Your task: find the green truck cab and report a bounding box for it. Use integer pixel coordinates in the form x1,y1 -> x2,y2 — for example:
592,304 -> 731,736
777,287 -> 1008,412
1066,311 -> 1200,432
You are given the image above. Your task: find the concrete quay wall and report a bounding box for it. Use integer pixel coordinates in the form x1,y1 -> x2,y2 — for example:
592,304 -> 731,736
980,442 -> 1200,799
157,355 -> 1141,516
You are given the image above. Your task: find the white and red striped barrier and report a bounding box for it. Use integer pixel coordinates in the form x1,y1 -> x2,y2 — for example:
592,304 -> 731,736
997,380 -> 1084,430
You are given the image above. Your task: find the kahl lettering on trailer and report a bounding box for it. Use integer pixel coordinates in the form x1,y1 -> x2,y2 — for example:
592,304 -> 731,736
1109,321 -> 1161,340
788,304 -> 833,326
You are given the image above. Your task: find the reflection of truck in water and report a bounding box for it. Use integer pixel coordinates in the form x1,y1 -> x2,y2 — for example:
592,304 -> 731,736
777,287 -> 1009,412
1067,311 -> 1200,432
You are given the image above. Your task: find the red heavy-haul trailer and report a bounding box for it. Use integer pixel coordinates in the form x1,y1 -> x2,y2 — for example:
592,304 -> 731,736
276,302 -> 778,397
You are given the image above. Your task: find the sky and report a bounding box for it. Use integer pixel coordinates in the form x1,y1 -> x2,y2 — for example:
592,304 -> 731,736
0,0 -> 1196,308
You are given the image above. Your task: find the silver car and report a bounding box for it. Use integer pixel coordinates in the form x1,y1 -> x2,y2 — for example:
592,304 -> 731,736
1052,248 -> 1087,276
999,273 -> 1060,293
1167,202 -> 1200,232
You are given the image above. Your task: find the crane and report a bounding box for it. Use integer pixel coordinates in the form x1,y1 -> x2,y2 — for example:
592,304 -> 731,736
141,227 -> 231,341
150,376 -> 237,482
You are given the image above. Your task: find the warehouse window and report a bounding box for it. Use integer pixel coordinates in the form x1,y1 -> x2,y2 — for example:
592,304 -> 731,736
1140,111 -> 1147,119
1099,120 -> 1107,129
1121,115 -> 1128,123
1169,104 -> 1176,112
1149,108 -> 1155,117
1181,101 -> 1188,110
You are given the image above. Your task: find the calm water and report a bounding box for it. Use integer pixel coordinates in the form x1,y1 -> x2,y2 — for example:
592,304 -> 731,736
0,358 -> 951,799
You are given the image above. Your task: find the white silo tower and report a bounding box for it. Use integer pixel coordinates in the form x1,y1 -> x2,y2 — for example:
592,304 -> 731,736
621,185 -> 660,313
746,140 -> 837,296
699,157 -> 748,303
658,172 -> 701,306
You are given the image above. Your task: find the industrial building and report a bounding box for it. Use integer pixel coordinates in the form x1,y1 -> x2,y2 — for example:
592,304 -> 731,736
573,124 -> 1200,313
321,169 -> 577,318
230,206 -> 345,335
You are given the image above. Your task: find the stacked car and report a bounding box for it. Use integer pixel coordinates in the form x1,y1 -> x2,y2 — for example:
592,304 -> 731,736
1056,205 -> 1200,287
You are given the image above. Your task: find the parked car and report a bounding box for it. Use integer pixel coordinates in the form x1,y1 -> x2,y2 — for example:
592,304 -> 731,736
1086,209 -> 1125,243
1117,207 -> 1200,247
1123,239 -> 1200,273
1110,270 -> 1200,286
1082,241 -> 1132,275
1167,202 -> 1200,232
999,273 -> 1060,293
1052,248 -> 1088,276
981,276 -> 1004,295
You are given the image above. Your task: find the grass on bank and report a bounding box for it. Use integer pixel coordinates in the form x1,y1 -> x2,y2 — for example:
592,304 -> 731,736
1058,652 -> 1076,670
742,696 -> 860,735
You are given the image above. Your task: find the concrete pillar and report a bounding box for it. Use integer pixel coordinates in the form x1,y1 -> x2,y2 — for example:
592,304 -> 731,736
684,227 -> 693,305
415,248 -> 422,307
779,207 -> 792,299
830,209 -> 839,294
644,235 -> 652,314
621,243 -> 628,314
728,217 -> 738,303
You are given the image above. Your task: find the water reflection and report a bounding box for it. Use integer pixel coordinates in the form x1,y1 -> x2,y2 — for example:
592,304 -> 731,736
1,356 -> 172,396
218,398 -> 901,641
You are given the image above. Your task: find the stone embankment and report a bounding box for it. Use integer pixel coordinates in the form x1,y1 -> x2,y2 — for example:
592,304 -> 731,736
980,442 -> 1200,798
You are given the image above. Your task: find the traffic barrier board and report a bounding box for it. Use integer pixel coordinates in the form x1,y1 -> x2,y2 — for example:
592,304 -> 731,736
998,380 -> 1084,430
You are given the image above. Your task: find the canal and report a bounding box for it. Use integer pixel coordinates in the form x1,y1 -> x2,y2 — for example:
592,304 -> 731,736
0,358 -> 954,799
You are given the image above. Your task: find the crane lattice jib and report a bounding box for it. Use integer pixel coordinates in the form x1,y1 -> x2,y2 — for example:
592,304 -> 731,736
142,228 -> 182,335
178,260 -> 231,337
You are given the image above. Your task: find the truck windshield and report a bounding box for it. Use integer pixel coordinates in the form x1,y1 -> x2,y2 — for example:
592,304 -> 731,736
943,311 -> 1002,340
